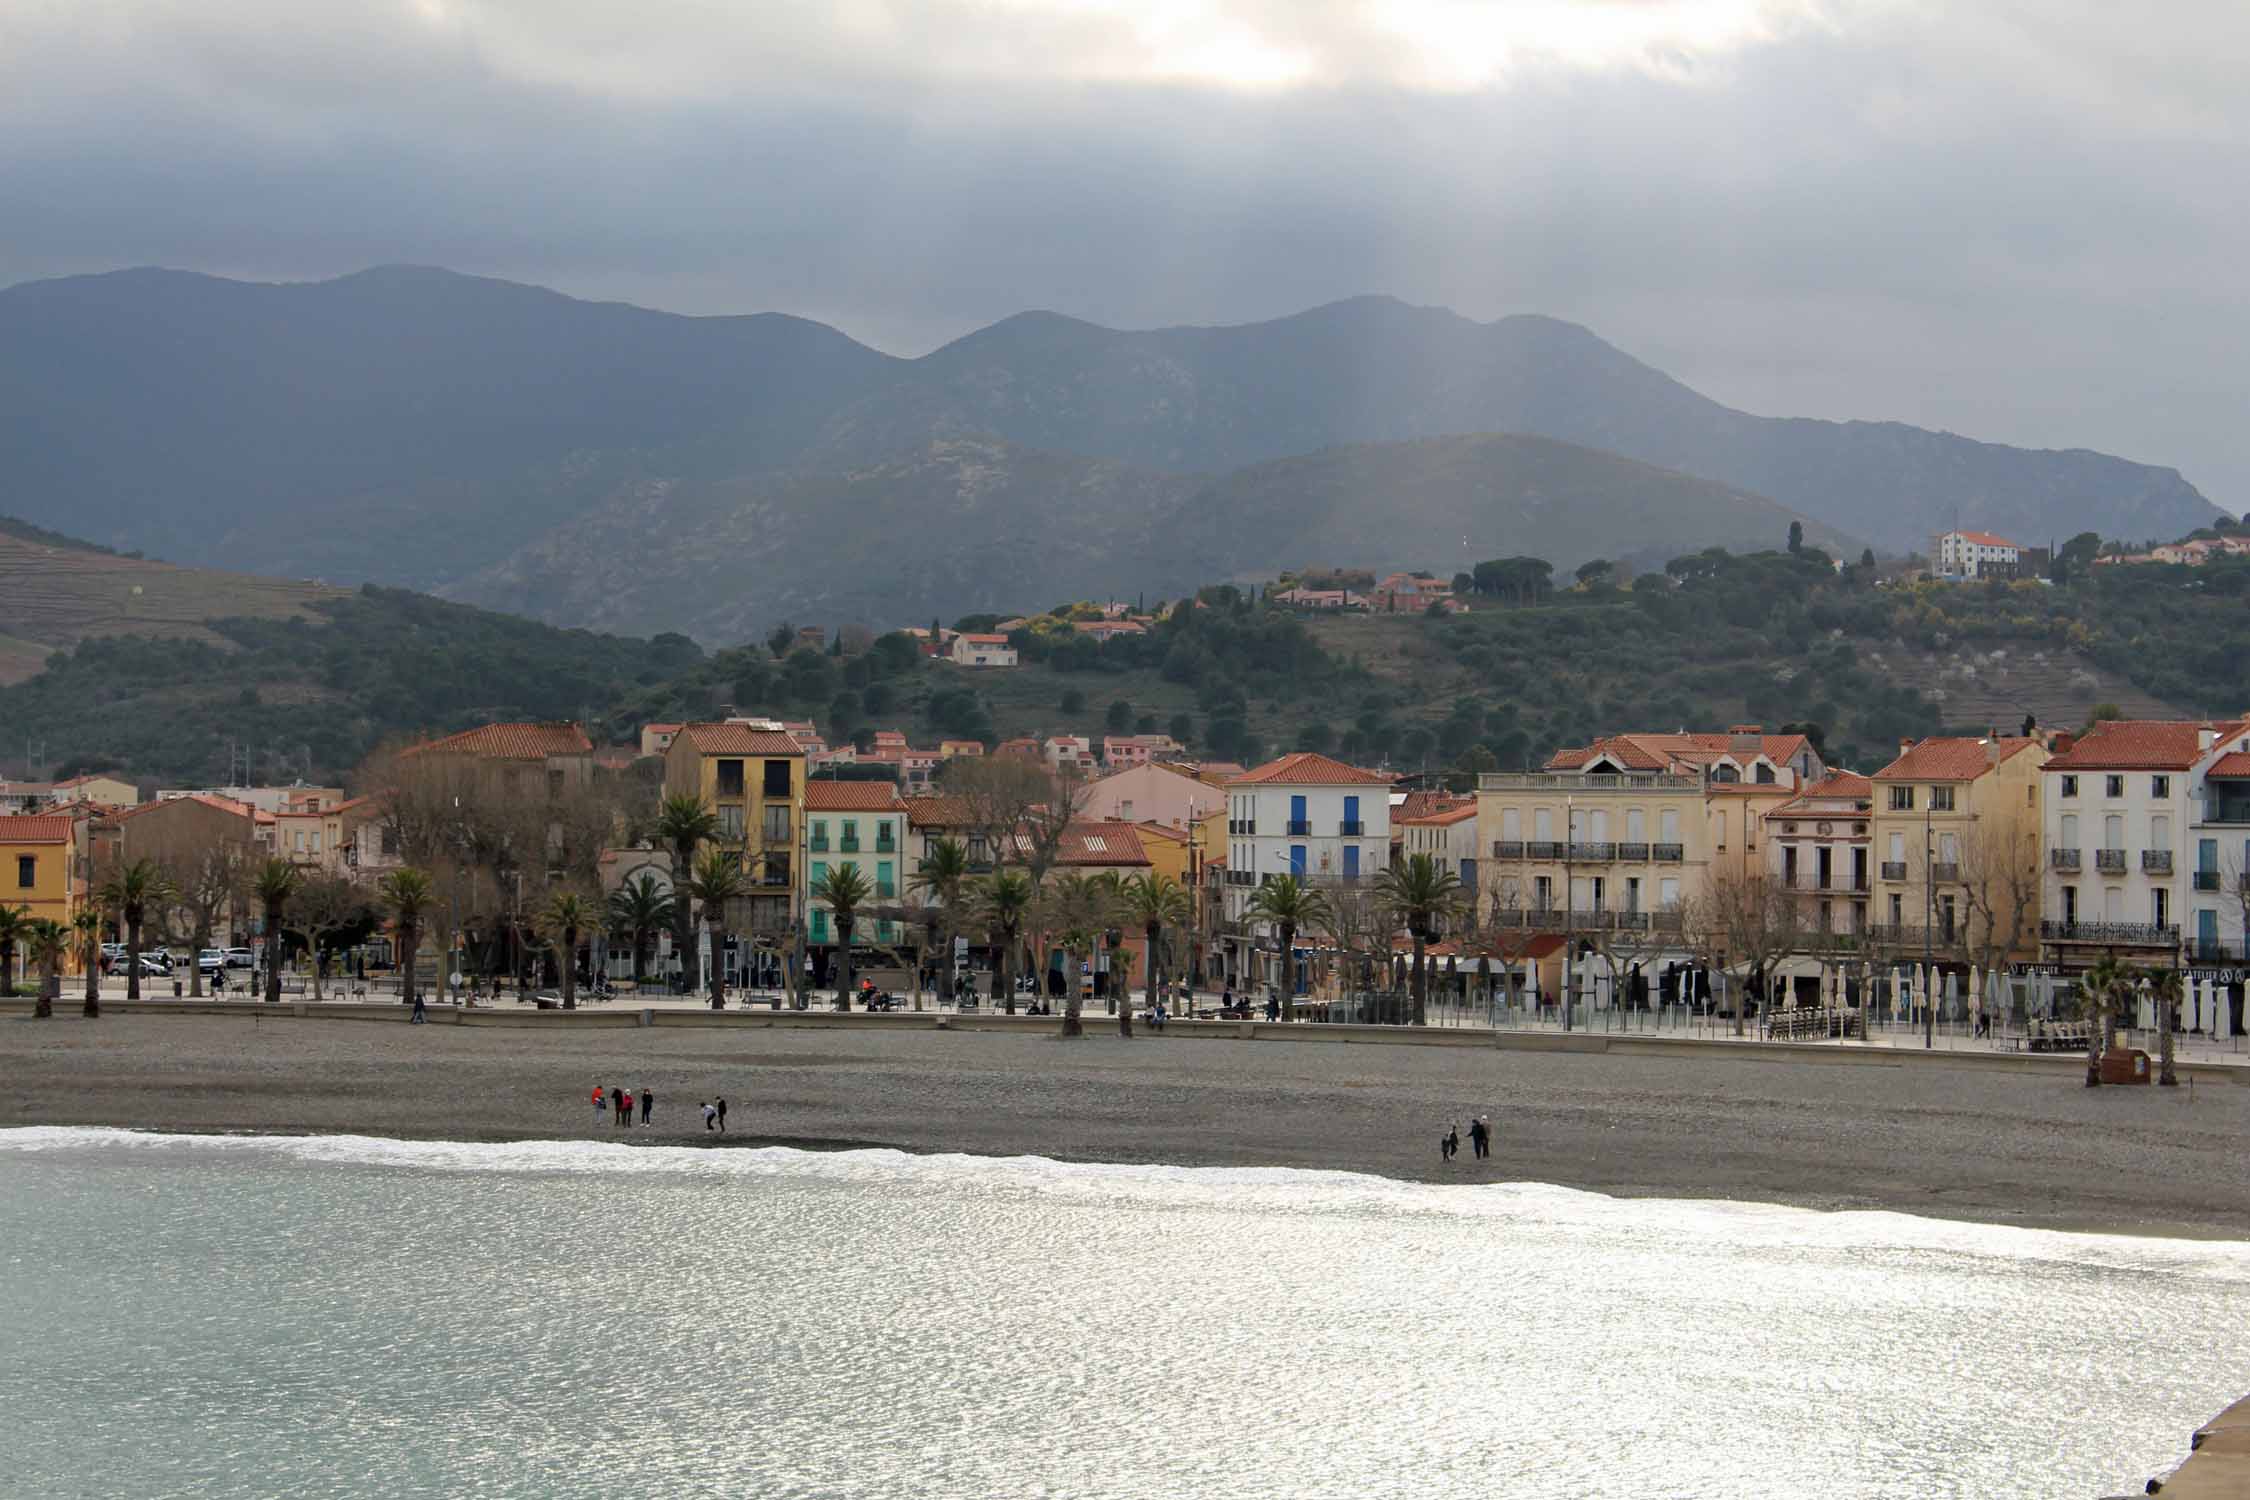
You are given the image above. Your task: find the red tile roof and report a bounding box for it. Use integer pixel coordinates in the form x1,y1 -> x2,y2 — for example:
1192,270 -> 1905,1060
2207,752 -> 2250,778
1054,821 -> 1150,866
1400,802 -> 1477,826
1872,736 -> 2042,782
906,796 -> 975,828
673,723 -> 806,756
1396,790 -> 1472,820
1946,530 -> 2019,548
1548,732 -> 1812,774
0,815 -> 75,844
2042,720 -> 2247,772
1231,752 -> 1390,787
403,722 -> 592,760
805,780 -> 905,811
1765,771 -> 1874,820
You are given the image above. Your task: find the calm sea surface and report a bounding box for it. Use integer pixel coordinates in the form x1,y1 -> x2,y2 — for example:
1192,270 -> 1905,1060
2,1128 -> 2243,1499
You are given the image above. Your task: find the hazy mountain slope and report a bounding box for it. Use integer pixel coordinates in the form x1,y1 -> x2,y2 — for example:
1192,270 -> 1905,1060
0,265 -> 896,580
820,295 -> 2222,550
449,432 -> 1855,640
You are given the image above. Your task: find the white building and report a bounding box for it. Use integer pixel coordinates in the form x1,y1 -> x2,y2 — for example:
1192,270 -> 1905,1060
948,634 -> 1017,668
2040,718 -> 2250,974
1398,799 -> 1479,901
1222,752 -> 1393,993
1930,529 -> 2022,580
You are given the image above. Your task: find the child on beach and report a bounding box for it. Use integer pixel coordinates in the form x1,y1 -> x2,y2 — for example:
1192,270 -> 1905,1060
594,1084 -> 606,1124
619,1088 -> 633,1128
702,1101 -> 716,1131
715,1096 -> 728,1134
640,1088 -> 653,1127
1441,1123 -> 1459,1161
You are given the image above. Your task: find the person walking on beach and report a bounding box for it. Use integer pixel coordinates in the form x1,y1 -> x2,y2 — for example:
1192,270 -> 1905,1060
610,1086 -> 625,1126
702,1100 -> 716,1132
594,1084 -> 607,1125
715,1096 -> 728,1134
640,1088 -> 654,1127
410,986 -> 427,1024
1468,1116 -> 1490,1160
1441,1122 -> 1459,1161
619,1088 -> 633,1129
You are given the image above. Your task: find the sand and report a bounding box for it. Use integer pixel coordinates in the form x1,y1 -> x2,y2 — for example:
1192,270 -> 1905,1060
5,1012 -> 2247,1236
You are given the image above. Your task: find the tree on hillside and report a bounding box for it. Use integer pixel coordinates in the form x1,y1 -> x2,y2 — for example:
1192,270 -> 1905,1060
1105,699 -> 1133,733
1575,558 -> 1615,589
1787,521 -> 1804,554
766,622 -> 796,658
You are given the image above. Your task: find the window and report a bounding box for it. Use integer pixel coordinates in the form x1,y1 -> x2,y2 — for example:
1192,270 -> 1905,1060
1660,809 -> 1680,843
1590,809 -> 1609,840
1289,844 -> 1307,877
2152,775 -> 2171,798
1343,845 -> 1360,879
715,759 -> 745,798
14,854 -> 31,889
546,768 -> 565,800
762,805 -> 791,844
2060,774 -> 2077,798
2152,814 -> 2170,848
380,827 -> 400,857
762,759 -> 792,797
1534,808 -> 1553,841
1502,807 -> 1521,841
2154,887 -> 2169,928
877,861 -> 894,898
2062,885 -> 2077,924
1889,786 -> 1915,811
718,805 -> 746,839
811,860 -> 828,889
1343,794 -> 1361,833
1928,786 -> 1955,812
2060,813 -> 2078,847
2105,775 -> 2124,798
1754,763 -> 1775,785
1714,811 -> 1727,850
1889,893 -> 1903,924
1626,808 -> 1645,842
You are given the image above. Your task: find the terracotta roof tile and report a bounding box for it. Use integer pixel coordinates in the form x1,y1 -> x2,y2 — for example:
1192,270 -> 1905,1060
1230,752 -> 1390,787
1400,803 -> 1478,826
2207,752 -> 2250,778
1054,820 -> 1150,866
0,815 -> 75,844
906,796 -> 975,828
403,722 -> 592,760
805,780 -> 905,812
1946,530 -> 2019,548
1872,737 -> 2042,782
673,723 -> 807,756
2043,720 -> 2248,772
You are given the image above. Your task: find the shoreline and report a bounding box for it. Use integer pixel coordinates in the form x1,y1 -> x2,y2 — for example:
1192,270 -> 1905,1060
8,1013 -> 2250,1239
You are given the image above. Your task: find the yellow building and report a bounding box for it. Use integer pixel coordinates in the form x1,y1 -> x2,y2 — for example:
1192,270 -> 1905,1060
662,723 -> 807,940
1,812 -> 91,946
1869,735 -> 2047,965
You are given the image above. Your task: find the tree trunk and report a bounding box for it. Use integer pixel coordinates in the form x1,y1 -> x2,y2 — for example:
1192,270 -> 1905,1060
36,967 -> 55,1018
1146,920 -> 1162,1010
1280,921 -> 1299,1022
265,908 -> 283,1003
708,920 -> 727,1008
673,846 -> 698,993
835,919 -> 855,1009
401,929 -> 420,1006
0,940 -> 11,994
1061,948 -> 1084,1037
2085,994 -> 2103,1086
561,926 -> 578,1009
310,945 -> 326,1002
2159,989 -> 2178,1086
1411,932 -> 1428,1027
188,933 -> 205,997
83,939 -> 100,1017
996,933 -> 1014,1014
126,916 -> 143,1000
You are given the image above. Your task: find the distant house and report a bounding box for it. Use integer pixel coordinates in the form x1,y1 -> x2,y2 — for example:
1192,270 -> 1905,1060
639,722 -> 684,757
1272,587 -> 1364,611
1369,572 -> 1459,613
1073,619 -> 1146,642
949,634 -> 1018,668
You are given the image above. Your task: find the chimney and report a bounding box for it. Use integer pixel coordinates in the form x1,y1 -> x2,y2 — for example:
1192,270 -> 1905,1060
1984,739 -> 2000,767
1899,737 -> 1916,758
2201,726 -> 2218,752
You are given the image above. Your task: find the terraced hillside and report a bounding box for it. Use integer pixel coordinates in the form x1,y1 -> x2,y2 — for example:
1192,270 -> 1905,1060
0,526 -> 344,683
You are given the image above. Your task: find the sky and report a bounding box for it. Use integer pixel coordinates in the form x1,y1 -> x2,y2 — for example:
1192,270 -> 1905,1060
3,0 -> 2244,511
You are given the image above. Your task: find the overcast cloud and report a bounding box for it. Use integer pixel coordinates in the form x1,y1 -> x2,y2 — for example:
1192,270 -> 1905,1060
3,0 -> 2244,510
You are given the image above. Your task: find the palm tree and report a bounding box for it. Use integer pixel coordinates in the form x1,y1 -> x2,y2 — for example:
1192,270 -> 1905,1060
96,859 -> 175,1001
2076,955 -> 2134,1087
1119,872 -> 1189,1019
2151,966 -> 2185,1087
682,849 -> 750,1008
72,909 -> 102,1017
973,869 -> 1035,1014
1042,872 -> 1122,1038
24,917 -> 66,1018
653,793 -> 722,993
813,863 -> 875,1008
0,903 -> 26,996
253,858 -> 301,1004
1374,854 -> 1466,1026
1244,874 -> 1336,1024
911,837 -> 974,1007
537,888 -> 603,1010
605,872 -> 676,987
380,868 -> 436,1008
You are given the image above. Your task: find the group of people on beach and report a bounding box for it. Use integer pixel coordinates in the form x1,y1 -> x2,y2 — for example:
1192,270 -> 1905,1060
1441,1116 -> 1493,1161
592,1085 -> 731,1133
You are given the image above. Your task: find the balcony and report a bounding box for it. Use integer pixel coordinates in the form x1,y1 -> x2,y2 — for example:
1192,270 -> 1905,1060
2050,848 -> 2081,872
1479,771 -> 1700,792
1341,820 -> 1364,836
1492,840 -> 1525,860
2190,941 -> 2246,963
1488,908 -> 1685,933
808,835 -> 830,853
875,836 -> 897,855
876,882 -> 896,900
1652,844 -> 1684,862
2141,850 -> 2172,874
1880,861 -> 1907,881
839,838 -> 861,854
1286,820 -> 1311,836
1616,842 -> 1650,861
1567,841 -> 1616,861
1525,841 -> 1563,860
2041,920 -> 2179,946
1930,862 -> 1959,883
2194,870 -> 2223,892
2095,848 -> 2127,872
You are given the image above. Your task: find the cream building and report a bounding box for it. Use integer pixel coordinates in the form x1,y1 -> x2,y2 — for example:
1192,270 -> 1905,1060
1868,735 -> 2046,967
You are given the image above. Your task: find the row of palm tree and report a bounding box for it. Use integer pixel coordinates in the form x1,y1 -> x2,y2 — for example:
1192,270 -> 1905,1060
1238,855 -> 1466,1025
2075,955 -> 2189,1087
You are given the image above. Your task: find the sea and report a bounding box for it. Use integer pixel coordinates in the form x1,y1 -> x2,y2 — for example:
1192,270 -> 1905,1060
2,1128 -> 2244,1499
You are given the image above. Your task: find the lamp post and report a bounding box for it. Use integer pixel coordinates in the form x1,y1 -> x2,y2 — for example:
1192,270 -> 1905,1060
1562,792 -> 1575,1033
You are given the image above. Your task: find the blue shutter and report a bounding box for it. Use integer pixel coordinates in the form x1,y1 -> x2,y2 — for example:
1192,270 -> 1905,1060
1290,844 -> 1307,877
1344,794 -> 1359,826
1343,845 -> 1360,879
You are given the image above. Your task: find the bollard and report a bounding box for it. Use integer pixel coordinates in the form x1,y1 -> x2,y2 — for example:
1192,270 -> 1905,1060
639,1007 -> 654,1028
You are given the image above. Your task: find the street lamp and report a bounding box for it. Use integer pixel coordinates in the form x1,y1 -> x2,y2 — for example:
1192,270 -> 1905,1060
1923,802 -> 1935,1050
1562,792 -> 1575,1033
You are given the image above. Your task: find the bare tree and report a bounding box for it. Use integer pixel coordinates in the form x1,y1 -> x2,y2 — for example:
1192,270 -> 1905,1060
1318,883 -> 1392,1021
1700,870 -> 1805,1035
282,875 -> 377,1001
943,756 -> 1091,882
158,843 -> 251,997
1956,819 -> 2041,1028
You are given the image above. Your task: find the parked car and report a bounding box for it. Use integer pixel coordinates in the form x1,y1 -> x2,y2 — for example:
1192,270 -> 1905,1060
225,947 -> 256,969
198,949 -> 227,974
